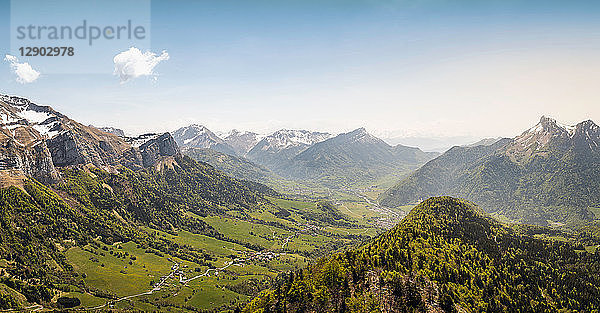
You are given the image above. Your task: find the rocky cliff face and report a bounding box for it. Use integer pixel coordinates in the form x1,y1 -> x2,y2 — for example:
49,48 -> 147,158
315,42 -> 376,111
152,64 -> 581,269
138,133 -> 181,167
45,126 -> 133,168
21,141 -> 61,184
0,139 -> 60,185
46,131 -> 85,166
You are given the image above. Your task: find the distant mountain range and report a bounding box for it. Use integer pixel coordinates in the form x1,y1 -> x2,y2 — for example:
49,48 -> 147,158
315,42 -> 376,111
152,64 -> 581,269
175,126 -> 439,187
379,116 -> 600,226
383,135 -> 482,152
20,93 -> 597,227
93,126 -> 125,137
245,129 -> 332,174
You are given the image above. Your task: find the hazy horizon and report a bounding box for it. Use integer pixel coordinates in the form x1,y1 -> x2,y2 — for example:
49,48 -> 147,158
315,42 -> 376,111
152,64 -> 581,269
1,89 -> 592,153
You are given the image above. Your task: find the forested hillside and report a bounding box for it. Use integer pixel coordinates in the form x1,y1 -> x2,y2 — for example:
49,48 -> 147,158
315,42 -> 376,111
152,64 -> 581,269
378,139 -> 510,206
245,197 -> 600,313
183,147 -> 279,183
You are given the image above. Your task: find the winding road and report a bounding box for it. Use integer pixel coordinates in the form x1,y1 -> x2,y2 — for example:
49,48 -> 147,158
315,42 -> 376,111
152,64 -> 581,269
80,260 -> 241,311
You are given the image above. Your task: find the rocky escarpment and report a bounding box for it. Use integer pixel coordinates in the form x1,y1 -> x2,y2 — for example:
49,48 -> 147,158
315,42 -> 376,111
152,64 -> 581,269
121,132 -> 181,167
46,127 -> 131,168
0,140 -> 60,185
138,133 -> 181,167
46,131 -> 86,167
20,141 -> 60,184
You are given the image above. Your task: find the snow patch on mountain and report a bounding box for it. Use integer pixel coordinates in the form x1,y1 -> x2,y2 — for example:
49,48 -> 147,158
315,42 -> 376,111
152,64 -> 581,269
524,116 -> 575,137
259,129 -> 331,151
0,94 -> 64,139
223,129 -> 265,155
93,126 -> 126,137
507,116 -> 600,162
173,125 -> 225,147
171,124 -> 238,155
123,133 -> 161,148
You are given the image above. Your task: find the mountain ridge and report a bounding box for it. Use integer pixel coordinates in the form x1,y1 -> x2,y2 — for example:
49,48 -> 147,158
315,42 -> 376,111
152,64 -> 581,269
223,129 -> 264,156
246,129 -> 332,174
379,116 -> 600,226
172,124 -> 237,156
182,147 -> 279,183
286,127 -> 439,185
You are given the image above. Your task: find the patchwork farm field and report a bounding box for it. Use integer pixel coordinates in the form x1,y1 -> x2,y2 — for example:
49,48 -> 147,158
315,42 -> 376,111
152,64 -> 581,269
60,197 -> 383,311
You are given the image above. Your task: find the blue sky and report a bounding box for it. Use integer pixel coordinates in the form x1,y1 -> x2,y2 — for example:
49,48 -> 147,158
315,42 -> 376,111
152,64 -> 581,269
1,0 -> 600,141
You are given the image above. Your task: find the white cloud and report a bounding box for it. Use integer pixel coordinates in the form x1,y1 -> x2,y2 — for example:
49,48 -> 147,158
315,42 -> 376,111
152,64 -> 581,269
113,47 -> 170,83
4,55 -> 41,84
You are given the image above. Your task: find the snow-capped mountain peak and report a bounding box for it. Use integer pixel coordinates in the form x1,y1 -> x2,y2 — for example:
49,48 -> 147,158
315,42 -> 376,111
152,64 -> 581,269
0,94 -> 65,141
225,129 -> 242,137
260,129 -> 331,151
525,116 -> 575,136
245,129 -> 332,172
572,119 -> 600,152
172,124 -> 237,155
223,129 -> 265,155
173,124 -> 223,144
515,116 -> 574,148
507,116 -> 600,162
92,126 -> 125,137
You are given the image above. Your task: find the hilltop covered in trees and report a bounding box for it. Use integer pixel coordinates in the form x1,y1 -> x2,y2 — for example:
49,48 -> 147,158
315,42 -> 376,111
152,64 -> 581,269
245,197 -> 600,313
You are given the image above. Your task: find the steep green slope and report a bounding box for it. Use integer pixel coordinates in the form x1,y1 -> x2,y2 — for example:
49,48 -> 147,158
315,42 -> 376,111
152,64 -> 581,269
0,155 -> 265,309
0,179 -> 179,309
0,181 -> 86,308
379,139 -> 510,206
182,147 -> 345,199
245,197 -> 600,313
183,147 -> 280,183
